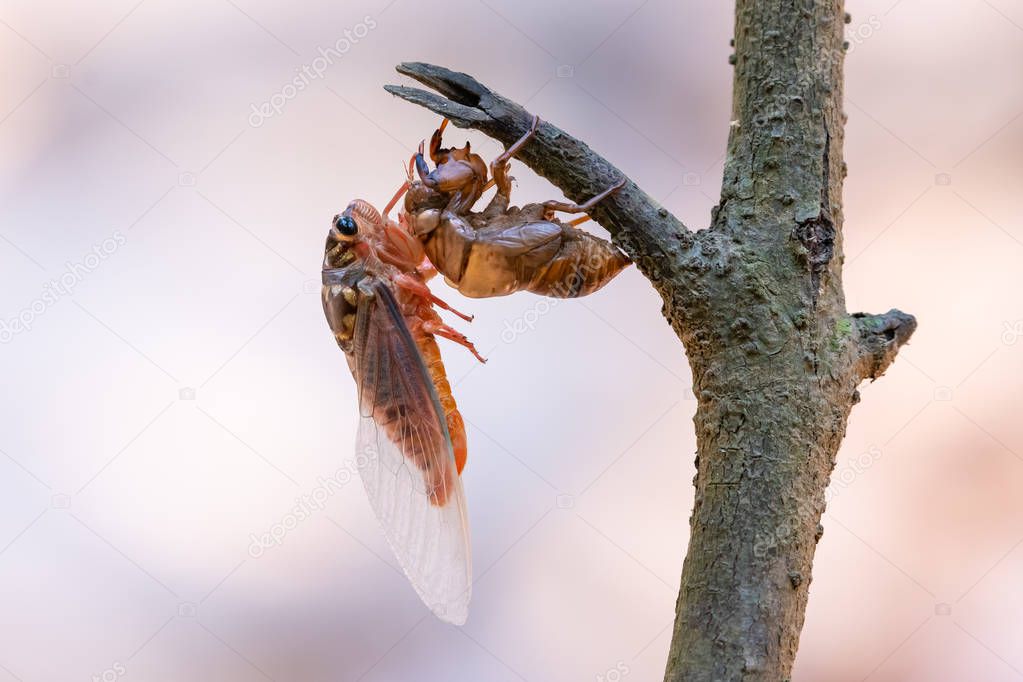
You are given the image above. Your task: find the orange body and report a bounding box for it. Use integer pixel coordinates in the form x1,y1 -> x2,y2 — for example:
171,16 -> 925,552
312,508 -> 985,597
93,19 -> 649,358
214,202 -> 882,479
411,319 -> 467,473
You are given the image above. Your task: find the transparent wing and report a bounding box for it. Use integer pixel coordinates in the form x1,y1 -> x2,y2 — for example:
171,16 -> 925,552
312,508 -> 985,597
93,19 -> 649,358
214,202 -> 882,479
352,278 -> 471,624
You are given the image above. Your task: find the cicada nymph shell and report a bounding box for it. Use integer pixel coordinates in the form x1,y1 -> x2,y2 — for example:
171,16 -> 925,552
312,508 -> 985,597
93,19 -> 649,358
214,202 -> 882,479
402,115 -> 631,299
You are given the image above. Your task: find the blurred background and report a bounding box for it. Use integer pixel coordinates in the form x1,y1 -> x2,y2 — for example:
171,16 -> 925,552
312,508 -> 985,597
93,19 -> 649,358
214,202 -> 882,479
0,0 -> 1020,680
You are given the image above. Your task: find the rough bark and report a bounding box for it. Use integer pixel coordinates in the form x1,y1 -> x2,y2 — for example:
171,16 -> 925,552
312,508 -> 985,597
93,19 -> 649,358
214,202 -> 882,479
385,1 -> 916,677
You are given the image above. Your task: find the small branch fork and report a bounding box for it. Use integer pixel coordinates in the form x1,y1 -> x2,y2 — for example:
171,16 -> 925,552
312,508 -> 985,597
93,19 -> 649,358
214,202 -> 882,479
853,309 -> 918,381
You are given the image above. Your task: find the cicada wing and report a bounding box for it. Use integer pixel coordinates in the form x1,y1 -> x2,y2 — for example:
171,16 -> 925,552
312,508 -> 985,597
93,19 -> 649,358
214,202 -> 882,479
352,279 -> 471,624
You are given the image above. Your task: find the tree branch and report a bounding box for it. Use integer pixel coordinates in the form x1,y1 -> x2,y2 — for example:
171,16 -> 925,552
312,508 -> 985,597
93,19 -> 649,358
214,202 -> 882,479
853,309 -> 918,381
385,62 -> 691,286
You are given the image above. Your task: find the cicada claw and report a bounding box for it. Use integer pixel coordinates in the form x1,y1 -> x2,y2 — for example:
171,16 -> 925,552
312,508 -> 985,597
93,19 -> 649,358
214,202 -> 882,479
430,118 -> 450,165
542,176 -> 627,219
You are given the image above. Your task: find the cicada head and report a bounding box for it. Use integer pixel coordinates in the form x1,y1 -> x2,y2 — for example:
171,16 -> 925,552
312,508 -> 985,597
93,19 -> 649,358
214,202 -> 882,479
323,199 -> 387,269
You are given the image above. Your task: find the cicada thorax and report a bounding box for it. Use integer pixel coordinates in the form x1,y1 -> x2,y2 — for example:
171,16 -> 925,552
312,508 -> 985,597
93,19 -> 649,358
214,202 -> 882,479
321,259 -> 361,351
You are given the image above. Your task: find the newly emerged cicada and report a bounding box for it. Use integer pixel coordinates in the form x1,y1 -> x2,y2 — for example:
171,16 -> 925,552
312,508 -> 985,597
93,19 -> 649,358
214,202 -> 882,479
321,196 -> 482,624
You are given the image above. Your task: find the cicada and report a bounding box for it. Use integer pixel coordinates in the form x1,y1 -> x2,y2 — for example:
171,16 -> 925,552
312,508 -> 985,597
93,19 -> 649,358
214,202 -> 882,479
321,196 -> 483,624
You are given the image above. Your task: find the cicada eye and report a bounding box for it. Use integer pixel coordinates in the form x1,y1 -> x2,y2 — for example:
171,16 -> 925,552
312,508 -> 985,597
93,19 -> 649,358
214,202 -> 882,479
334,214 -> 358,236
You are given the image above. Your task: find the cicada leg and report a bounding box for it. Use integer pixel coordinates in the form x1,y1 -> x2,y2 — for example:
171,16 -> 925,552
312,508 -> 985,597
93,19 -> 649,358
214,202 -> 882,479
481,115 -> 541,218
382,180 -> 409,217
422,320 -> 487,364
393,273 -> 474,322
491,114 -> 540,174
542,177 -> 627,221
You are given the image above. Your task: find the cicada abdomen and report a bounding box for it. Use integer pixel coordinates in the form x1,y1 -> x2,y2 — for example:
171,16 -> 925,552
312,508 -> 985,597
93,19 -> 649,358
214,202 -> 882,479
413,329 -> 468,474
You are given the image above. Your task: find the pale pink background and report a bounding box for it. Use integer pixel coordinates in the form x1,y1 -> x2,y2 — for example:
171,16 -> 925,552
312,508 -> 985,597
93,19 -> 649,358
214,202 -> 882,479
0,0 -> 1020,680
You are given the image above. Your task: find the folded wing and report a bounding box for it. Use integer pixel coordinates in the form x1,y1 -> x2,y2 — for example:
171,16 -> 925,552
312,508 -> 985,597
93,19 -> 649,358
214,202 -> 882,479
352,278 -> 472,624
